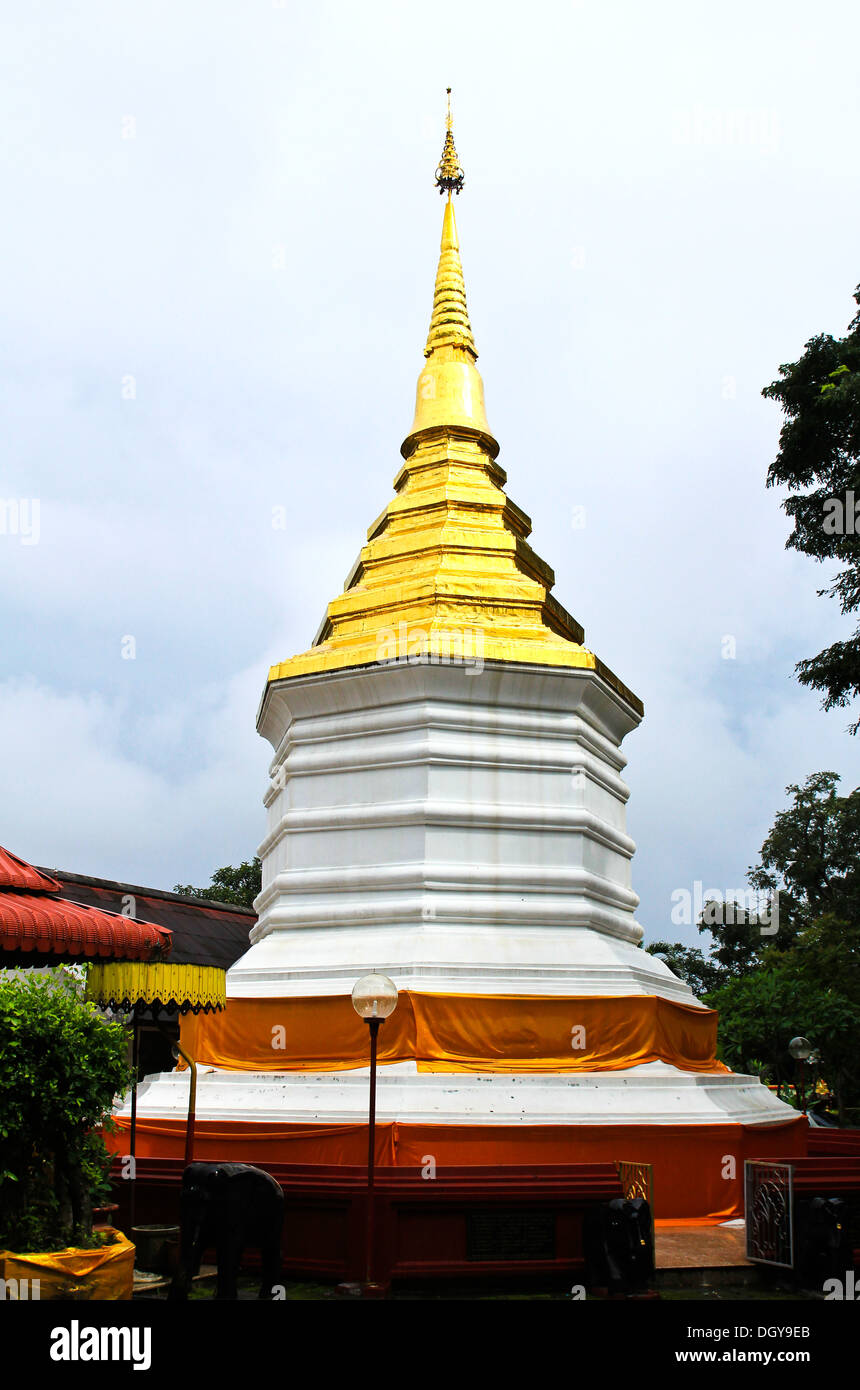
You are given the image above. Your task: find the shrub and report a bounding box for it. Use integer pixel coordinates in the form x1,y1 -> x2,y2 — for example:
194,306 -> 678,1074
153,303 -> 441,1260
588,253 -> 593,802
0,972 -> 133,1252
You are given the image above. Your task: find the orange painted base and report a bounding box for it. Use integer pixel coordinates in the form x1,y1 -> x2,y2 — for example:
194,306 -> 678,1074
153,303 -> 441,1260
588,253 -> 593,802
108,1114 -> 808,1221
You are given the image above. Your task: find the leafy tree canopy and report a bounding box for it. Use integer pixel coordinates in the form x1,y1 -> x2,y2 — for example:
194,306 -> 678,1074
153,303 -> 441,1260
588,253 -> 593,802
751,770 -> 860,925
173,857 -> 261,908
647,773 -> 860,1120
644,942 -> 723,997
706,967 -> 856,1093
654,771 -> 860,981
763,285 -> 860,728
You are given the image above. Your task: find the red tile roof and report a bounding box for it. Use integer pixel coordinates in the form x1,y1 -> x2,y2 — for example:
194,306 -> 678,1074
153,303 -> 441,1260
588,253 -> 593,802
47,873 -> 253,971
0,846 -> 172,965
0,846 -> 63,894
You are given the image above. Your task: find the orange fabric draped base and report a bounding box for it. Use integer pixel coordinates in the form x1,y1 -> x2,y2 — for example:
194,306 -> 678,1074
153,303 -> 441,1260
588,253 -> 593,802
133,990 -> 808,1221
107,1115 -> 807,1221
178,991 -> 728,1074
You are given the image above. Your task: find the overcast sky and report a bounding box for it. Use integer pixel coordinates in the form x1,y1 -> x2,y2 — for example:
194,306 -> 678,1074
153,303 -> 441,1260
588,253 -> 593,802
2,0 -> 859,952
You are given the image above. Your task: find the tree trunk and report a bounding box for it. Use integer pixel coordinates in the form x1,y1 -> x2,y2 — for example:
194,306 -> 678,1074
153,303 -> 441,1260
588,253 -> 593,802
53,1157 -> 74,1239
68,1160 -> 92,1240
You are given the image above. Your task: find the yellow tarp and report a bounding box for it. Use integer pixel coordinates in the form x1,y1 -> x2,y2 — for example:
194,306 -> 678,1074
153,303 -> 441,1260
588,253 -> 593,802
179,991 -> 727,1074
0,1228 -> 134,1300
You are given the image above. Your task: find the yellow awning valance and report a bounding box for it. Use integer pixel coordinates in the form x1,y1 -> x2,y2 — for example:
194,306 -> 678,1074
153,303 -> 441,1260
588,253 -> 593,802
87,961 -> 226,1014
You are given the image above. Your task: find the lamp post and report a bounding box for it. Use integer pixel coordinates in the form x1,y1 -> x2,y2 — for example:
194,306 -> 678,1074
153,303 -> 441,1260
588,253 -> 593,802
788,1036 -> 813,1115
342,972 -> 398,1297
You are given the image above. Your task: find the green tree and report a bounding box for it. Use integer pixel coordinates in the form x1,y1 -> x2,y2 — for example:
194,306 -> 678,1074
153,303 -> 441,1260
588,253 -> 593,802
686,772 -> 858,979
696,898 -> 799,981
648,773 -> 860,1118
644,941 -> 724,997
174,857 -> 261,908
708,953 -> 858,1123
763,285 -> 860,729
646,891 -> 796,992
750,771 -> 860,925
0,974 -> 133,1251
779,912 -> 860,1123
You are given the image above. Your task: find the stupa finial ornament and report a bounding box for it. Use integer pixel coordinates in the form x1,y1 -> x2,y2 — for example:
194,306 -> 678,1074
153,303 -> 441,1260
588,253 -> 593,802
435,87 -> 464,195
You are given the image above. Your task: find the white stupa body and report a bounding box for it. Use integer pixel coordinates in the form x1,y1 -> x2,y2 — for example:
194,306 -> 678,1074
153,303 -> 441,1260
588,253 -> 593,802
137,659 -> 790,1130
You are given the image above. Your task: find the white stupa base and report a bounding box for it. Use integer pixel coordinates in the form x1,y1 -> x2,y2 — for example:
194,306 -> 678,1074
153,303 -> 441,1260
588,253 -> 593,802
130,1059 -> 794,1129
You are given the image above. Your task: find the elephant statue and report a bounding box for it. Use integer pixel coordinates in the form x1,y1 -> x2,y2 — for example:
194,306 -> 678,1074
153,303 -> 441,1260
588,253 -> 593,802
168,1161 -> 284,1300
583,1196 -> 654,1295
796,1196 -> 851,1288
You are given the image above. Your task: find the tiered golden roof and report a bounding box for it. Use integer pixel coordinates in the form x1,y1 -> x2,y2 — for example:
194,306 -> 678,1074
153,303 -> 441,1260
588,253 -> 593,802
266,98 -> 640,714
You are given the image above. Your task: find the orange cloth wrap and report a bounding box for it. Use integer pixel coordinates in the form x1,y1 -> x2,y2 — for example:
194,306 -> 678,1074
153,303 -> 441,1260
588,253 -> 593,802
177,991 -> 726,1074
105,1118 -> 806,1222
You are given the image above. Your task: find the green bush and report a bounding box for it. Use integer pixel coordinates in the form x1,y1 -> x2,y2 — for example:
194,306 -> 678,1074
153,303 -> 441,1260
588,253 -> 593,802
0,972 -> 133,1252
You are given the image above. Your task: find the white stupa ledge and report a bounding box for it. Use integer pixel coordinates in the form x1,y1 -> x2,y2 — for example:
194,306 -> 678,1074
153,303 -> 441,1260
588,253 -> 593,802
131,1060 -> 795,1129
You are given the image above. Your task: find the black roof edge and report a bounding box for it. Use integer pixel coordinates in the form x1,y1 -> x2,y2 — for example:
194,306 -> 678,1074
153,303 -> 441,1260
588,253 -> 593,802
36,867 -> 257,918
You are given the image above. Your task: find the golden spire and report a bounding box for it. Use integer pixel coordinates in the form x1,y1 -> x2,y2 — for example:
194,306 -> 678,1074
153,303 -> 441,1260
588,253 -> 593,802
423,196 -> 477,358
435,87 -> 465,195
404,90 -> 492,449
426,90 -> 473,356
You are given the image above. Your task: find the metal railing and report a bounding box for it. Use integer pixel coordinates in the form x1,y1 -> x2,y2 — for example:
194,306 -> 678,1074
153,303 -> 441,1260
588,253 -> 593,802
744,1160 -> 794,1268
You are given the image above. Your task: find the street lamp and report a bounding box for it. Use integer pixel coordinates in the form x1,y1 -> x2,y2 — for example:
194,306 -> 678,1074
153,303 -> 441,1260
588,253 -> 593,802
788,1036 -> 813,1115
344,973 -> 398,1297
